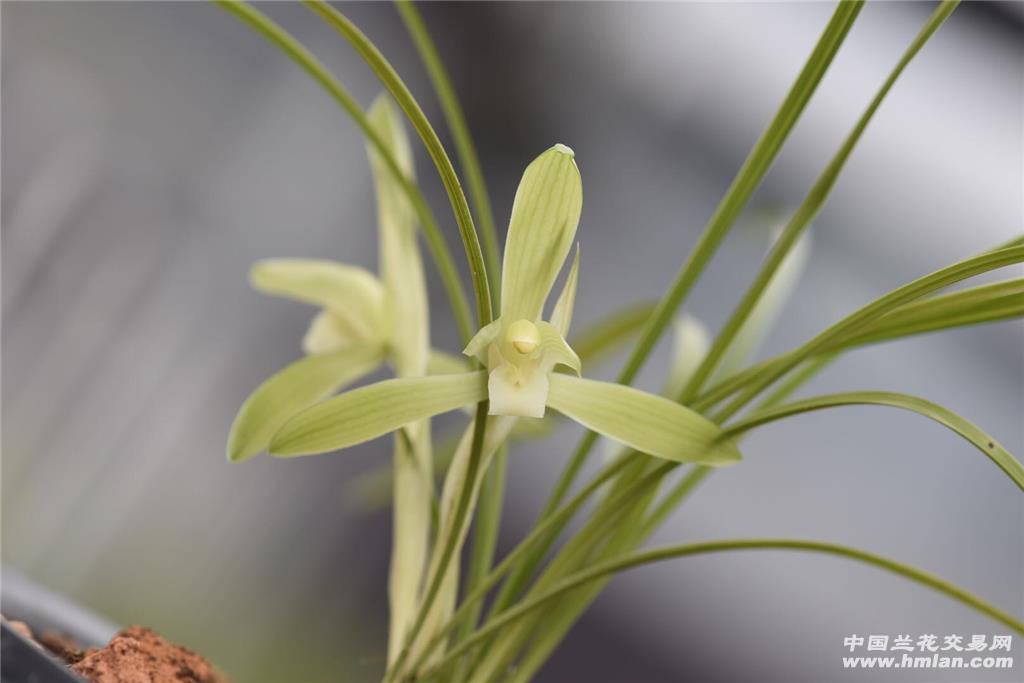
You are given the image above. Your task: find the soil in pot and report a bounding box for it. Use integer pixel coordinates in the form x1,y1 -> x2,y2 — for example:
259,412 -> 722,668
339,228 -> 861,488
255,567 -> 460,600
4,617 -> 223,683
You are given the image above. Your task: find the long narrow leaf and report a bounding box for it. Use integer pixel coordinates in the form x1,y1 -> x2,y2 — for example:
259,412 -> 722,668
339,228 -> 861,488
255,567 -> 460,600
214,0 -> 475,342
724,391 -> 1024,490
569,301 -> 655,365
421,538 -> 1024,679
544,0 -> 865,510
843,280 -> 1024,347
395,0 -> 501,300
303,0 -> 493,329
701,245 -> 1024,416
681,0 -> 959,404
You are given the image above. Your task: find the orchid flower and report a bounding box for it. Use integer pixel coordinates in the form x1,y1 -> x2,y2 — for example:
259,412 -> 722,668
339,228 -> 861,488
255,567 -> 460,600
269,145 -> 740,468
226,95 -> 454,464
228,94 -> 443,666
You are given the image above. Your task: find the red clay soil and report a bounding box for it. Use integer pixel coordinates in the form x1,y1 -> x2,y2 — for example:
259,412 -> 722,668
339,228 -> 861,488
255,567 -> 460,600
71,626 -> 221,683
2,617 -> 222,683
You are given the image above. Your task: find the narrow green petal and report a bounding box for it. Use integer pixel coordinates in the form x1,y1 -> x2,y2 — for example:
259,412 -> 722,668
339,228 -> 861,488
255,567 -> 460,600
536,321 -> 581,375
367,94 -> 430,378
463,318 -> 503,362
367,93 -> 415,180
250,259 -> 389,342
227,345 -> 384,462
718,228 -> 810,378
501,145 -> 583,322
664,314 -> 709,398
546,374 -> 740,466
270,371 -> 487,457
549,245 -> 580,337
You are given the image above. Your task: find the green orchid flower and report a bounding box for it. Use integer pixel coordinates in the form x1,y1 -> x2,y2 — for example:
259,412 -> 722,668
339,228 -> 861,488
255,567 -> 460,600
227,96 -> 431,464
228,94 -> 444,666
270,145 -> 740,468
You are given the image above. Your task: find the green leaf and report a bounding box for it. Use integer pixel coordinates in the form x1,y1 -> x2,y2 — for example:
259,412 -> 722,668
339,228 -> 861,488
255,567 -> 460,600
569,301 -> 655,365
546,375 -> 740,466
419,538 -> 1024,680
699,244 -> 1024,417
250,259 -> 389,342
683,2 -> 960,406
542,0 -> 865,510
549,245 -> 580,337
501,145 -> 583,322
394,0 -> 501,301
725,391 -> 1024,491
841,279 -> 1024,348
303,0 -> 494,331
214,1 -> 476,343
227,346 -> 384,462
270,371 -> 487,457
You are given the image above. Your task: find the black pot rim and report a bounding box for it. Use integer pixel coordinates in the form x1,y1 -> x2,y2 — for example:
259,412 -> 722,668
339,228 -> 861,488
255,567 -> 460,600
1,565 -> 118,649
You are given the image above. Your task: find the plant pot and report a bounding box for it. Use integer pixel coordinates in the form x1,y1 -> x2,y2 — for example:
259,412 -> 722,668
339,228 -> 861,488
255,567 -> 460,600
1,565 -> 118,682
2,566 -> 225,683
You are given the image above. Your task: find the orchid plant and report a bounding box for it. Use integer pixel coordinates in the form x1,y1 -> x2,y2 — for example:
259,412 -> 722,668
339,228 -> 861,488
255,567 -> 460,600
221,1 -> 1023,681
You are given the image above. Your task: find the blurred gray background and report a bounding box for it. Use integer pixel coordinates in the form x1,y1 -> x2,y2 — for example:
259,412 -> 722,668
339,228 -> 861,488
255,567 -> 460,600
3,2 -> 1022,681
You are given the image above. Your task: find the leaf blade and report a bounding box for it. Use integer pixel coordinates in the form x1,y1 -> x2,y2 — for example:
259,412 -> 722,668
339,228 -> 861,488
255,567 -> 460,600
421,538 -> 1024,680
725,391 -> 1024,490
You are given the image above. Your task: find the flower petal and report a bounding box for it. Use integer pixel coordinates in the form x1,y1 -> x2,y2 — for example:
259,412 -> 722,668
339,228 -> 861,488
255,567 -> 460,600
367,94 -> 429,377
536,321 -> 581,375
546,374 -> 741,466
463,318 -> 503,363
251,259 -> 389,343
488,362 -> 548,418
501,144 -> 583,322
227,345 -> 385,462
549,244 -> 580,337
719,226 -> 811,376
664,314 -> 710,398
270,372 -> 487,457
303,310 -> 361,354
